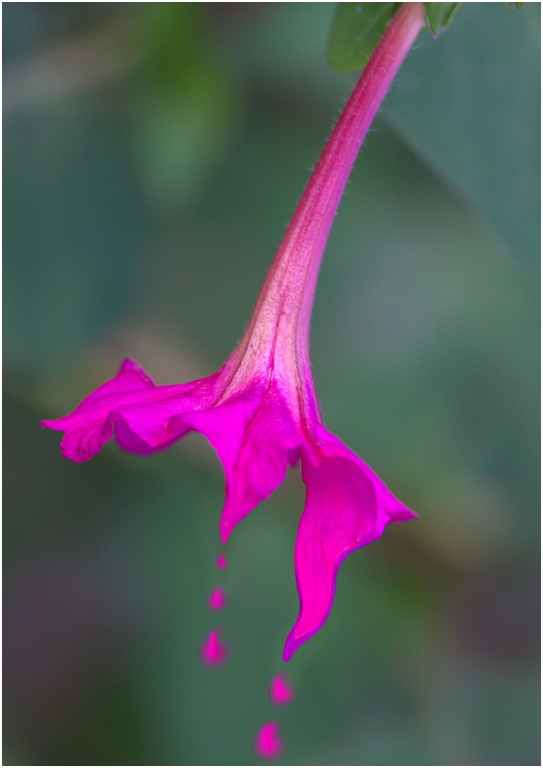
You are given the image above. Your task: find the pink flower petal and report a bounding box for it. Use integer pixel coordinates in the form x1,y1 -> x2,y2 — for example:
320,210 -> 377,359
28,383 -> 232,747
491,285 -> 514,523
216,554 -> 228,569
41,359 -> 228,462
201,628 -> 227,666
283,438 -> 393,661
254,722 -> 282,760
214,386 -> 301,542
270,675 -> 294,706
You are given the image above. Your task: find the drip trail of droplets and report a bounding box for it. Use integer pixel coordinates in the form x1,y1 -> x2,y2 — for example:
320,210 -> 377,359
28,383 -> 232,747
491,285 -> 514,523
201,552 -> 293,760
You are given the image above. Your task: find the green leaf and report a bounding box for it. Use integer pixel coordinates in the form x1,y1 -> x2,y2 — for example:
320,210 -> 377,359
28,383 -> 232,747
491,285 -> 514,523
327,2 -> 396,74
383,2 -> 540,278
423,3 -> 463,37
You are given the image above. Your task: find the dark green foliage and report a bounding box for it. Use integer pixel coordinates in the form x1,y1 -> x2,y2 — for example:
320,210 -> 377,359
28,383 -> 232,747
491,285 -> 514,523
327,2 -> 464,74
327,3 -> 397,73
423,3 -> 463,37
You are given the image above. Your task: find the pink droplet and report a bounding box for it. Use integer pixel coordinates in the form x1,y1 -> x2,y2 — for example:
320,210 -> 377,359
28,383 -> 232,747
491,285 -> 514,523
216,554 -> 228,569
208,587 -> 227,611
270,674 -> 294,706
201,628 -> 227,666
254,722 -> 282,760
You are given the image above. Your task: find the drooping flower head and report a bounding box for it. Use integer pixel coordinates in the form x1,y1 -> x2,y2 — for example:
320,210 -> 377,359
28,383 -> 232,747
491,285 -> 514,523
42,3 -> 424,661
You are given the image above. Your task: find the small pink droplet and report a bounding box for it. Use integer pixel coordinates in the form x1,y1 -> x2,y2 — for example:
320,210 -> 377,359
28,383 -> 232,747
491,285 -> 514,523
208,587 -> 227,610
217,554 -> 228,569
270,674 -> 294,706
254,722 -> 282,760
201,628 -> 227,666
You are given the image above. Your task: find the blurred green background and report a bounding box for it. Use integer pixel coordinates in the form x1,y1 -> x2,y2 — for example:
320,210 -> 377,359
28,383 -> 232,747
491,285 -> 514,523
3,3 -> 540,765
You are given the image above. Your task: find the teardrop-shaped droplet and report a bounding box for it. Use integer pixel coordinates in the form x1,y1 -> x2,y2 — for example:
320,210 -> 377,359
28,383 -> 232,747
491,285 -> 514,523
208,587 -> 227,611
254,722 -> 282,760
201,628 -> 227,666
217,554 -> 228,569
270,674 -> 294,706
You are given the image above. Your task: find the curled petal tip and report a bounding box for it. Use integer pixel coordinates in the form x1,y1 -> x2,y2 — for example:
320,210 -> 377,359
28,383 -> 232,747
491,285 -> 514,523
390,508 -> 419,523
118,357 -> 154,383
282,630 -> 302,663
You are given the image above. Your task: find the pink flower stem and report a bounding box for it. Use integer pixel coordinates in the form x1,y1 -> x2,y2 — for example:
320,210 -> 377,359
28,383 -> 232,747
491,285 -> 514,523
243,1 -> 427,350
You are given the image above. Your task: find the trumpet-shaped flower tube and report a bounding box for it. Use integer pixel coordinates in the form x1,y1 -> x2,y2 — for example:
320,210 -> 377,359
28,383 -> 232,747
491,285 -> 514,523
42,3 -> 424,661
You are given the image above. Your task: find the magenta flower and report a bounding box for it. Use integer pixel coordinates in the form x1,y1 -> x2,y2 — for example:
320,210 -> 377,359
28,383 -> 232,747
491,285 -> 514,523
42,3 -> 424,661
